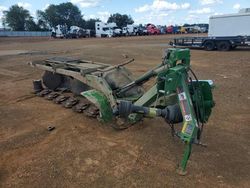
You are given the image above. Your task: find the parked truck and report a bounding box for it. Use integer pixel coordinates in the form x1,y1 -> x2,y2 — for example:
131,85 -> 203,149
122,24 -> 139,36
166,25 -> 179,34
146,24 -> 160,35
137,26 -> 148,36
166,25 -> 174,34
184,26 -> 203,33
51,25 -> 87,39
51,25 -> 67,38
95,22 -> 122,37
179,26 -> 187,34
170,8 -> 250,51
67,26 -> 87,38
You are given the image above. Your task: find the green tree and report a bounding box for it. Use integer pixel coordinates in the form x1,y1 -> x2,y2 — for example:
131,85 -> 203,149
36,10 -> 50,30
85,18 -> 101,30
38,2 -> 84,28
25,17 -> 40,31
3,5 -> 31,31
107,13 -> 134,28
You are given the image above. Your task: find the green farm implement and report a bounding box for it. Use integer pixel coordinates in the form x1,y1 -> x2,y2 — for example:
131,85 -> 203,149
30,48 -> 215,174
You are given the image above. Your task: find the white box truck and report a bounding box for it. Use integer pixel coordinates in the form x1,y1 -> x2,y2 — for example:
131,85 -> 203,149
209,9 -> 250,37
170,8 -> 250,51
95,22 -> 122,38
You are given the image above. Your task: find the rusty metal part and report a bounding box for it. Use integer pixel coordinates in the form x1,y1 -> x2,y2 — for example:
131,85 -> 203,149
63,97 -> 79,108
36,89 -> 52,97
83,104 -> 99,118
45,92 -> 60,100
72,102 -> 90,113
54,95 -> 70,104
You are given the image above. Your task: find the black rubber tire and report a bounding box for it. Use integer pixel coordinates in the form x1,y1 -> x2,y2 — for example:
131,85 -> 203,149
217,41 -> 231,51
42,71 -> 63,90
203,40 -> 215,51
231,46 -> 237,50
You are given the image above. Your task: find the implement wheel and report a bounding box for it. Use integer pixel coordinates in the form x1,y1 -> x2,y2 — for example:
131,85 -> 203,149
204,41 -> 215,51
42,71 -> 63,90
217,41 -> 231,51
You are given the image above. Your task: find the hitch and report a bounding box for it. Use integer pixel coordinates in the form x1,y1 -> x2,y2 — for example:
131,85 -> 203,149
115,48 -> 214,174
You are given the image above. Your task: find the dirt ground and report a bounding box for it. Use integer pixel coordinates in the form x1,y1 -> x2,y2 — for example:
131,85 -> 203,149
0,35 -> 249,188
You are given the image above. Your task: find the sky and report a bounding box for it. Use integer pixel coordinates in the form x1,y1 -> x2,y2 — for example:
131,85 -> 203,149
0,0 -> 249,26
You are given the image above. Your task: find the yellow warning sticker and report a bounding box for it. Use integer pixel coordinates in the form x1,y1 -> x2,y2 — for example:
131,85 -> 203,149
182,121 -> 188,133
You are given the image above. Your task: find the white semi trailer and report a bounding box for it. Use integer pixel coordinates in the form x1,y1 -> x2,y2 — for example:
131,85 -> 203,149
170,8 -> 250,51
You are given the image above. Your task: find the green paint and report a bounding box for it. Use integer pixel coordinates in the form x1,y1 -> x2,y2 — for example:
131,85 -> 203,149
134,85 -> 158,106
162,48 -> 190,68
81,90 -> 113,123
190,81 -> 215,123
180,143 -> 192,174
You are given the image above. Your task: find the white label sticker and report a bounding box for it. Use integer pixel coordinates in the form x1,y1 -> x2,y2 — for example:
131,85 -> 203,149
184,115 -> 192,122
178,92 -> 187,101
185,124 -> 193,135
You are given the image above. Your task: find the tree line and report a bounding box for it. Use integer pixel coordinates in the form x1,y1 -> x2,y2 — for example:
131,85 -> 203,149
2,2 -> 134,31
